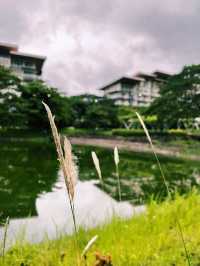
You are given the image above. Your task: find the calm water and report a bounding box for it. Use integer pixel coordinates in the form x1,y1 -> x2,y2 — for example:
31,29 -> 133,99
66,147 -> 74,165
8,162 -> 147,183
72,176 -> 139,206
0,139 -> 200,243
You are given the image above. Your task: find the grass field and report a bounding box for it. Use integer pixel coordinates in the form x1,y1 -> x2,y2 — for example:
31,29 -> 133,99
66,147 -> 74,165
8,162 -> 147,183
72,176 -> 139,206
1,192 -> 200,265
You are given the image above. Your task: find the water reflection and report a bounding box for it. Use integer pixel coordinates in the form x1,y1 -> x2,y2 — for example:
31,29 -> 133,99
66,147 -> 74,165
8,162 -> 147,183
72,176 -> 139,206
0,140 -> 58,222
75,146 -> 200,204
1,139 -> 200,244
0,173 -> 140,245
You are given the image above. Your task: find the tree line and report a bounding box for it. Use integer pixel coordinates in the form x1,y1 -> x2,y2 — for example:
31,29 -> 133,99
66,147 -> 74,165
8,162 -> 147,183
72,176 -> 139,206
0,66 -> 119,130
147,64 -> 200,129
0,64 -> 200,131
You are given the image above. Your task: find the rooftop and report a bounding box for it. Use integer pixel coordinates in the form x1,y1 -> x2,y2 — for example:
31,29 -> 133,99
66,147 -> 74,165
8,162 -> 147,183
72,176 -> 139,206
153,70 -> 172,79
134,71 -> 156,79
100,76 -> 143,91
100,69 -> 173,91
10,51 -> 46,61
0,42 -> 18,52
0,42 -> 46,61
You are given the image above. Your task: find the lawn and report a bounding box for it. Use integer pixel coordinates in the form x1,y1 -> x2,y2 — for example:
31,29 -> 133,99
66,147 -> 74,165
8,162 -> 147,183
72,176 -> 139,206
1,192 -> 200,265
155,138 -> 200,157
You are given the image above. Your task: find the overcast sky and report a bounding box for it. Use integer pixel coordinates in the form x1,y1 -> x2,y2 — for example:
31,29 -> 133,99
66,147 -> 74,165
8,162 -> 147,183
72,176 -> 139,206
0,0 -> 200,95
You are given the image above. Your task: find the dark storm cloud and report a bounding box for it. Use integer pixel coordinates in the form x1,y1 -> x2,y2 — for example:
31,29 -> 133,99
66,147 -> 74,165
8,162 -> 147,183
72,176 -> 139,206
0,0 -> 200,94
59,0 -> 200,65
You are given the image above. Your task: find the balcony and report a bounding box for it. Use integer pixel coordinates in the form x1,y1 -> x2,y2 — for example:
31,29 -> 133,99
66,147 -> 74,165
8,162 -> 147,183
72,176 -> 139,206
10,65 -> 38,80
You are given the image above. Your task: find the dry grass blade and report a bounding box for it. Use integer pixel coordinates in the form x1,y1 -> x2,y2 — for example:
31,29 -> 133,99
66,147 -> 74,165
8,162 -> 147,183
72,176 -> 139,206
63,137 -> 78,200
135,112 -> 152,145
135,112 -> 169,194
91,151 -> 103,185
43,102 -> 77,200
81,235 -> 98,258
42,102 -> 63,162
114,147 -> 121,201
1,217 -> 9,258
43,102 -> 78,234
136,111 -> 191,266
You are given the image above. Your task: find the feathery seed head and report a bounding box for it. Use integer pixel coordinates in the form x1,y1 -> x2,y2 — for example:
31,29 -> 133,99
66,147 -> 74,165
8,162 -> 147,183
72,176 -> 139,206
114,146 -> 119,166
43,102 -> 77,200
81,235 -> 98,258
91,151 -> 102,181
63,137 -> 78,199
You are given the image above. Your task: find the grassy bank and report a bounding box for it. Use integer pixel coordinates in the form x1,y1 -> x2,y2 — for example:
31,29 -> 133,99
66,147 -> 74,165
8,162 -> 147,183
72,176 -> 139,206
63,127 -> 200,158
0,128 -> 52,146
63,127 -> 200,140
1,192 -> 200,265
1,128 -> 200,157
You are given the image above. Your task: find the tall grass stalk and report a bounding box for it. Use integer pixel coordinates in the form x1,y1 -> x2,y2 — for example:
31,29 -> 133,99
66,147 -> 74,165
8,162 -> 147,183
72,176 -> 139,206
114,146 -> 121,201
81,235 -> 98,265
91,151 -> 103,187
136,112 -> 191,266
1,217 -> 9,259
43,103 -> 80,264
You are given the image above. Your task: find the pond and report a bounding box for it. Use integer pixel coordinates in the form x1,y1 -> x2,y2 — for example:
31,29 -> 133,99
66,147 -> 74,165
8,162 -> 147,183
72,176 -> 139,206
0,139 -> 200,243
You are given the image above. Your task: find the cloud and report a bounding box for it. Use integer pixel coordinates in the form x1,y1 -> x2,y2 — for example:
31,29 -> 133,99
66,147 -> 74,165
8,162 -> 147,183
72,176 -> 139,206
0,0 -> 200,95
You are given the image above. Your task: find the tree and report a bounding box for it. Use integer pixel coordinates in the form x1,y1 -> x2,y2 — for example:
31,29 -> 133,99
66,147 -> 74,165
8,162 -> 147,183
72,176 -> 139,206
0,65 -> 20,90
0,65 -> 119,130
69,94 -> 119,128
0,65 -> 26,127
0,65 -> 72,129
147,65 -> 200,129
20,80 -> 73,129
117,106 -> 148,129
84,98 -> 119,128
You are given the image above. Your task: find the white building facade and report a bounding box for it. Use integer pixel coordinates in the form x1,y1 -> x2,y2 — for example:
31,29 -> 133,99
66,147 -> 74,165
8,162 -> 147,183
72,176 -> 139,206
100,71 -> 171,107
0,42 -> 46,81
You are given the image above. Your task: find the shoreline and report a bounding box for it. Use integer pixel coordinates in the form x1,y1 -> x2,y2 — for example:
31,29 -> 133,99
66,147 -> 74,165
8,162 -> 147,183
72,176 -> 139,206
1,134 -> 200,161
69,136 -> 200,161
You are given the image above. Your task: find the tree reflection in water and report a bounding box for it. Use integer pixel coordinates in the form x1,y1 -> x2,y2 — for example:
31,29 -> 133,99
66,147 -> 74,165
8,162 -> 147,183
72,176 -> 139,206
0,140 -> 58,222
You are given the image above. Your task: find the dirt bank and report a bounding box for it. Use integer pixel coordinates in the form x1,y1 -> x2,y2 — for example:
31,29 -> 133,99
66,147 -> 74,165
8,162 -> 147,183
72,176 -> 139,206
69,137 -> 200,161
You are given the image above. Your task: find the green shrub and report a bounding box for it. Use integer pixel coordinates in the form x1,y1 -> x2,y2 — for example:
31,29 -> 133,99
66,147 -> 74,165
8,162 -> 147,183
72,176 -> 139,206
62,127 -> 200,140
168,129 -> 188,137
112,128 -> 147,137
62,127 -> 113,137
112,128 -> 200,140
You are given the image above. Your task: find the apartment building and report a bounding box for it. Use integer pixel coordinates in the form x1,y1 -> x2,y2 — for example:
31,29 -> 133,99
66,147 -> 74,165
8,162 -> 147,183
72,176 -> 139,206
0,42 -> 46,81
100,71 -> 171,107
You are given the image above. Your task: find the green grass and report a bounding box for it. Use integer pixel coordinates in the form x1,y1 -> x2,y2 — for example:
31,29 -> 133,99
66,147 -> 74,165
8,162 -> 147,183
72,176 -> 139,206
63,127 -> 200,159
2,192 -> 200,265
63,127 -> 200,140
62,127 -> 113,137
0,128 -> 51,145
155,138 -> 200,157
